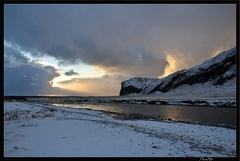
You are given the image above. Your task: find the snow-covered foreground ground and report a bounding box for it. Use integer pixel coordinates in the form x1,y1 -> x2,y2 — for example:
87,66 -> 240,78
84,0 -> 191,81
4,102 -> 236,157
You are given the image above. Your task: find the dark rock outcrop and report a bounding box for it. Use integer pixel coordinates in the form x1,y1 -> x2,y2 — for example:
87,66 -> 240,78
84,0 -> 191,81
119,85 -> 142,96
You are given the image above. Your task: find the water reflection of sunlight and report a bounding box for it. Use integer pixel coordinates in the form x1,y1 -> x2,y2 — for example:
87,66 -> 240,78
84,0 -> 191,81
47,102 -> 235,126
160,106 -> 186,121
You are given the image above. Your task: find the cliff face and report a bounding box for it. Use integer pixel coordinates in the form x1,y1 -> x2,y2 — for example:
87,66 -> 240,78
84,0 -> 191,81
120,47 -> 236,96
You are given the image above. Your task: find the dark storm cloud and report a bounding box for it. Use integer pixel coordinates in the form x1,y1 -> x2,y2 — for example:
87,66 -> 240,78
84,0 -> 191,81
4,44 -> 29,67
4,65 -> 58,96
93,47 -> 168,77
64,70 -> 79,76
72,36 -> 168,77
4,4 -> 236,78
43,65 -> 59,75
4,5 -> 46,55
4,45 -> 60,96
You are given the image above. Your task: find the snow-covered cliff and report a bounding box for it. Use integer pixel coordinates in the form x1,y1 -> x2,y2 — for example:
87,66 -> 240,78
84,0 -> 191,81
120,47 -> 236,96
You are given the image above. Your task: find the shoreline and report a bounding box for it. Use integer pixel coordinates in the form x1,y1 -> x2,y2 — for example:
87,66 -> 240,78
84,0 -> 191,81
28,101 -> 236,129
18,91 -> 236,107
5,100 -> 236,129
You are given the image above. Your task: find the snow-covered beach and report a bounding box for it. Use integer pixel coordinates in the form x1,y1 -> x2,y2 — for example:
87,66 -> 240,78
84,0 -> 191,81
4,101 -> 236,157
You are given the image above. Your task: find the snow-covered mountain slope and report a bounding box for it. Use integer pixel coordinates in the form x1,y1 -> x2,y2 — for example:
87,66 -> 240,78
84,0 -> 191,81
120,47 -> 236,96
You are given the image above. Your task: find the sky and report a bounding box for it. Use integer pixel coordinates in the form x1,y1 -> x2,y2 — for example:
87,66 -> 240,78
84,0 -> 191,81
4,4 -> 236,96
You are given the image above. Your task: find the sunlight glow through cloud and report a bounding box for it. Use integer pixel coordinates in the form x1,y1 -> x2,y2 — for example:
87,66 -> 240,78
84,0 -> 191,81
49,70 -> 105,90
160,54 -> 177,78
5,40 -> 107,92
159,52 -> 191,78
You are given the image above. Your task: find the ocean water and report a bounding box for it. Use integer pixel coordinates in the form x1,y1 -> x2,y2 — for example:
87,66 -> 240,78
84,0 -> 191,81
49,102 -> 236,128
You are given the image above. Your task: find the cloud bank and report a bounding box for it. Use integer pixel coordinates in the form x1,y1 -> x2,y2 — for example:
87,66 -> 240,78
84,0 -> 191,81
4,4 -> 236,95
